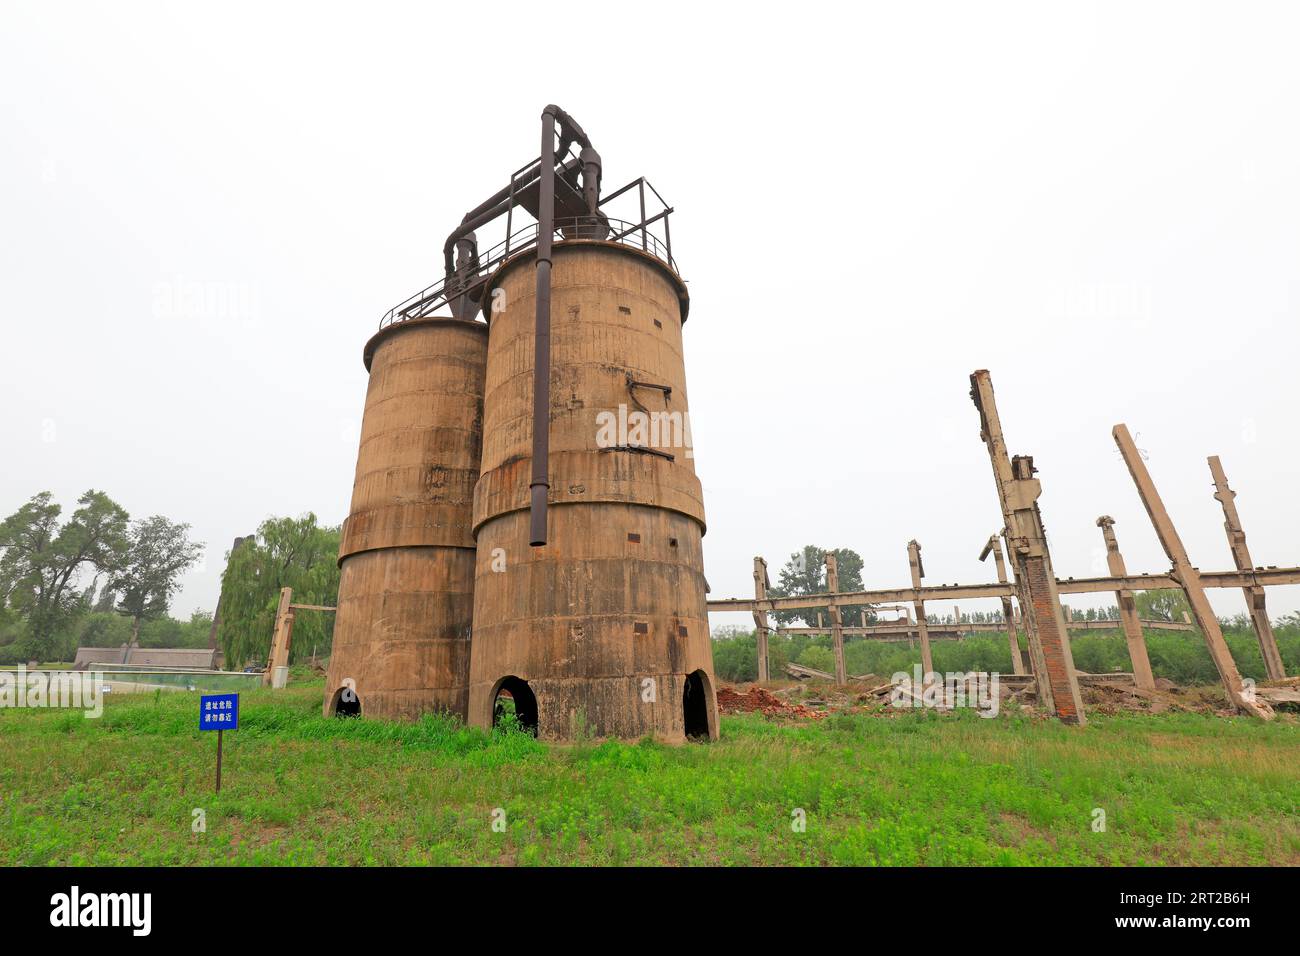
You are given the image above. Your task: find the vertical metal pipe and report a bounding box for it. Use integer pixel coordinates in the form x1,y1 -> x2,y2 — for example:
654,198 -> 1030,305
639,178 -> 647,251
580,148 -> 601,215
504,174 -> 515,260
529,110 -> 556,547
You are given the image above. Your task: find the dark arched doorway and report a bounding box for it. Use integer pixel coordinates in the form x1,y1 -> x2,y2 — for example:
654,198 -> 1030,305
683,670 -> 710,740
331,684 -> 361,718
492,676 -> 538,736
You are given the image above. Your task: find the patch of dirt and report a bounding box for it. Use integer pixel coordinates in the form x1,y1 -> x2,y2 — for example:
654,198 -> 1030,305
718,673 -> 1276,722
1079,681 -> 1234,717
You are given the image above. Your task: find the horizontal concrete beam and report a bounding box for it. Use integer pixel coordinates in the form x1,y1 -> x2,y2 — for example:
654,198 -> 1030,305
708,566 -> 1300,614
777,618 -> 1195,637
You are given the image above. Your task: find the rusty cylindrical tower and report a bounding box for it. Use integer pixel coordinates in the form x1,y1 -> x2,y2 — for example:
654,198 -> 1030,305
468,241 -> 719,742
324,317 -> 488,720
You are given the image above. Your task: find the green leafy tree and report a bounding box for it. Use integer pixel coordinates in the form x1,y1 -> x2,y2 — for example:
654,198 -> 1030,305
1134,589 -> 1193,623
106,515 -> 204,647
797,645 -> 835,673
75,611 -> 133,649
215,514 -> 340,667
768,545 -> 869,627
0,490 -> 129,658
711,631 -> 757,682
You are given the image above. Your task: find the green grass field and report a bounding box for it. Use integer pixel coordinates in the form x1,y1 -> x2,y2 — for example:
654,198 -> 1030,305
2,680 -> 1297,866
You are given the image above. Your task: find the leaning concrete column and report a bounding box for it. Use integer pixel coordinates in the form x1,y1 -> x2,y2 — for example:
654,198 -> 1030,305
825,553 -> 847,684
1095,516 -> 1155,690
907,540 -> 934,677
263,586 -> 293,687
1114,425 -> 1272,719
752,556 -> 771,683
1208,456 -> 1285,680
980,533 -> 1026,674
970,370 -> 1085,724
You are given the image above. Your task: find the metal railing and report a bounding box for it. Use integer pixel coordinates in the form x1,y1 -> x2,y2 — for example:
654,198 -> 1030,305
379,215 -> 679,329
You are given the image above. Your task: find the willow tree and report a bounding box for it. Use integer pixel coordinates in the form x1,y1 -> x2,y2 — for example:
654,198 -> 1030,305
1135,589 -> 1193,623
215,514 -> 340,668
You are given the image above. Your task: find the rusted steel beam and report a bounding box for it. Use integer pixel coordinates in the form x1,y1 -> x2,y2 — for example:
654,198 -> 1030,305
1208,456 -> 1286,680
907,540 -> 934,676
752,556 -> 771,682
980,533 -> 1026,674
971,370 -> 1085,724
1095,516 -> 1155,690
825,553 -> 848,683
1113,424 -> 1272,719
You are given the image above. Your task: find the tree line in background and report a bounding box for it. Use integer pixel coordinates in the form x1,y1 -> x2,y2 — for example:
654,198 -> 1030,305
0,490 -> 203,664
0,491 -> 342,669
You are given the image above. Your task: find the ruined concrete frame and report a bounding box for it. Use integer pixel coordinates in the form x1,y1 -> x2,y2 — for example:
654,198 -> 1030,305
1113,425 -> 1272,720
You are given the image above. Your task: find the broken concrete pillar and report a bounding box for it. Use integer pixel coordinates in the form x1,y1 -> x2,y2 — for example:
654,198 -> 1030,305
1208,456 -> 1285,680
825,553 -> 847,684
907,540 -> 934,677
752,556 -> 771,682
971,370 -> 1086,724
1095,516 -> 1156,690
980,533 -> 1026,674
264,586 -> 294,687
1114,425 -> 1272,719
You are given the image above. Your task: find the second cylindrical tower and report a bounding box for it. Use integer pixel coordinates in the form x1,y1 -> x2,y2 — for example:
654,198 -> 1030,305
468,240 -> 718,742
325,317 -> 487,720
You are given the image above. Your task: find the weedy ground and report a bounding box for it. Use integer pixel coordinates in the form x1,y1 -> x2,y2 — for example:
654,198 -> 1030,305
1,680 -> 1296,865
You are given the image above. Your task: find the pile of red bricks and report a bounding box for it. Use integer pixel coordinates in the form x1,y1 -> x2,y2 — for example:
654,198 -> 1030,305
716,686 -> 825,720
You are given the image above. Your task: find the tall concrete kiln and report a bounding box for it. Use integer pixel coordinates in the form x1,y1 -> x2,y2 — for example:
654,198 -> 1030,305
326,105 -> 718,741
324,318 -> 487,719
468,240 -> 715,741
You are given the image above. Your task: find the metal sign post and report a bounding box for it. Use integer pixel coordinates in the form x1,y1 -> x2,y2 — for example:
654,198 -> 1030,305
199,693 -> 240,792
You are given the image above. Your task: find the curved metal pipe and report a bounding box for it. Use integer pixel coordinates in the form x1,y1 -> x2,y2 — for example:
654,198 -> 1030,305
434,105 -> 597,547
441,155 -> 581,279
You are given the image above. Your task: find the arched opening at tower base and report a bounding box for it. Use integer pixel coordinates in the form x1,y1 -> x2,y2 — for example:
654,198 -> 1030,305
492,676 -> 538,736
683,670 -> 711,740
330,685 -> 362,718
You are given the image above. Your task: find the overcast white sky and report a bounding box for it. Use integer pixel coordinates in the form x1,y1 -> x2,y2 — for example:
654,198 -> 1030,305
2,1 -> 1297,630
